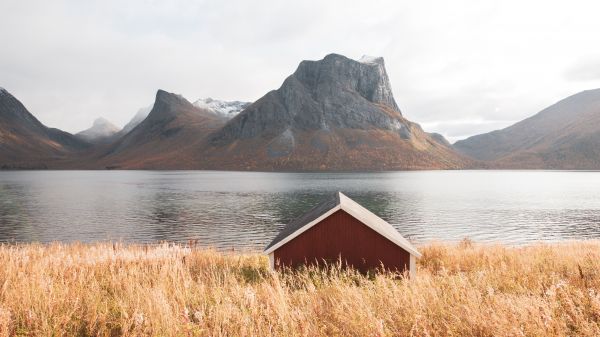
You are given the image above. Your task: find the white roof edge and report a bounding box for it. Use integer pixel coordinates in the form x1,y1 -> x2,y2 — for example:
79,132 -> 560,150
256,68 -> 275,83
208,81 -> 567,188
263,205 -> 342,254
338,192 -> 421,258
264,192 -> 421,258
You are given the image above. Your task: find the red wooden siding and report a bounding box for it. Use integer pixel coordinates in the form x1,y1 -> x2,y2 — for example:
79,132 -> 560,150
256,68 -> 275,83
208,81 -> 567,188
273,210 -> 410,273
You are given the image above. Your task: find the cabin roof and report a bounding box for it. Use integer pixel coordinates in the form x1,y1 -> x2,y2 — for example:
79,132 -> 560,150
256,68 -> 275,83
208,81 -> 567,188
264,192 -> 421,257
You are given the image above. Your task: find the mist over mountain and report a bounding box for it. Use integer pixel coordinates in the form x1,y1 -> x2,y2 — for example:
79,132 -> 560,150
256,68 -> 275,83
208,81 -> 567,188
76,117 -> 120,144
120,106 -> 152,135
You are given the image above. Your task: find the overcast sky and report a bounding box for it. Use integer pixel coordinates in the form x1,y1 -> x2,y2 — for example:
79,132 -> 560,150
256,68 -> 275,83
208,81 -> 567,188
2,0 -> 600,142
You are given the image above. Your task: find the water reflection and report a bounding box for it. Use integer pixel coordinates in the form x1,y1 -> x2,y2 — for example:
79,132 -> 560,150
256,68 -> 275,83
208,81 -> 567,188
0,183 -> 31,241
0,170 -> 600,249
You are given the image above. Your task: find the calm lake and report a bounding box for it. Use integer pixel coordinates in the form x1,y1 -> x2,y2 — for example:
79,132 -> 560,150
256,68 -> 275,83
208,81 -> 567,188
1,170 -> 599,250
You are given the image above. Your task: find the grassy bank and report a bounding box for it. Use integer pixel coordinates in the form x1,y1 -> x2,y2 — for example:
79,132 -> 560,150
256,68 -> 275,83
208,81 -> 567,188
0,241 -> 599,336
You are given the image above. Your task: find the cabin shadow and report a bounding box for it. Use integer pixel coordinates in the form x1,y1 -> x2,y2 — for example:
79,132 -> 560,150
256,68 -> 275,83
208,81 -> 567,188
276,256 -> 412,280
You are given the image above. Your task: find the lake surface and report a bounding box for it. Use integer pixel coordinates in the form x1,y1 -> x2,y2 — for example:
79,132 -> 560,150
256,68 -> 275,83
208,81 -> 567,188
1,170 -> 600,250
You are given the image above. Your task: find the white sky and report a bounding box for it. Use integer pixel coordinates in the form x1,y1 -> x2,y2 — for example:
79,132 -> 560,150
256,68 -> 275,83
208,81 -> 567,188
2,0 -> 600,142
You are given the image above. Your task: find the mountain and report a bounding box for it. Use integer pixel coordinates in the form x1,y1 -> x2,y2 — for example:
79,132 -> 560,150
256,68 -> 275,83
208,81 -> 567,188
202,54 -> 467,170
0,54 -> 470,171
193,98 -> 250,119
0,87 -> 89,168
454,89 -> 600,169
76,108 -> 151,146
76,117 -> 120,144
118,98 -> 249,139
95,90 -> 226,169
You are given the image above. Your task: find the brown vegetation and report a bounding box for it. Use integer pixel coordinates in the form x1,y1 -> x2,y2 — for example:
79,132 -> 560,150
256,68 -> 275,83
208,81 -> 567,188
0,241 -> 599,336
197,127 -> 469,172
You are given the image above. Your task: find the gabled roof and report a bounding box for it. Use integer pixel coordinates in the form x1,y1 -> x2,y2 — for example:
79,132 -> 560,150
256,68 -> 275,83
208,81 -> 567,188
264,192 -> 421,257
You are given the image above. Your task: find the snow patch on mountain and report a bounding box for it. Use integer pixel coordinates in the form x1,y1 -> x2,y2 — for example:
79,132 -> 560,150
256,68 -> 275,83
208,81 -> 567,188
193,98 -> 250,119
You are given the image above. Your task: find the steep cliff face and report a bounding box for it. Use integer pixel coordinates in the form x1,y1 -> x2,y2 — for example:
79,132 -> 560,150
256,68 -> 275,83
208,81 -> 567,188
454,89 -> 600,169
204,54 -> 468,171
0,88 -> 89,168
212,54 -> 406,142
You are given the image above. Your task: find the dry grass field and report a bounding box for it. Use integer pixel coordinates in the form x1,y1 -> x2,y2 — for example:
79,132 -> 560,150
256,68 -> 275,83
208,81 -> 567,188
0,240 -> 599,336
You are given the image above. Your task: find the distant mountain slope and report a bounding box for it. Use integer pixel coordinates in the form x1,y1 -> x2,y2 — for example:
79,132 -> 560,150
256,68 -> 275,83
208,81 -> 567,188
203,54 -> 468,170
0,87 -> 89,168
454,89 -> 600,168
76,117 -> 120,144
95,90 -> 226,168
193,98 -> 250,119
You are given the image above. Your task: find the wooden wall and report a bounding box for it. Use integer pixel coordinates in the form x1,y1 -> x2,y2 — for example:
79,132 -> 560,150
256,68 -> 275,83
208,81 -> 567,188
273,210 -> 411,273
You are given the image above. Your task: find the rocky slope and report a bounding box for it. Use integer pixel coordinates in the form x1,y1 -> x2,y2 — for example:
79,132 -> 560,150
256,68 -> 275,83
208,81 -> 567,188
454,89 -> 600,169
204,54 -> 467,170
76,117 -> 120,144
0,87 -> 89,168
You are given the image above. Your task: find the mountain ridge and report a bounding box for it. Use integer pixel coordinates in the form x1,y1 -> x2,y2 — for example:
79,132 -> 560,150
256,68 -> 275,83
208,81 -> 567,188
454,88 -> 600,169
1,54 -> 470,170
92,89 -> 226,169
0,88 -> 89,168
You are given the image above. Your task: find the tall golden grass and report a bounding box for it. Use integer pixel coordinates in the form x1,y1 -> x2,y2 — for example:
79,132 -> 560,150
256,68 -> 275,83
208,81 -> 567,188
0,240 -> 599,336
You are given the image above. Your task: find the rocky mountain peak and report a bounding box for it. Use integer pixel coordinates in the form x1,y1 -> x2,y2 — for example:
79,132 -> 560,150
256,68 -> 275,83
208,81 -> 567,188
293,53 -> 400,112
155,89 -> 189,106
212,53 -> 406,142
148,90 -> 195,122
203,53 -> 467,170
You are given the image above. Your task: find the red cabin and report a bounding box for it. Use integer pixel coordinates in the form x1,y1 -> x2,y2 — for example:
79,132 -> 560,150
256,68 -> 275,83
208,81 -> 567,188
264,192 -> 420,275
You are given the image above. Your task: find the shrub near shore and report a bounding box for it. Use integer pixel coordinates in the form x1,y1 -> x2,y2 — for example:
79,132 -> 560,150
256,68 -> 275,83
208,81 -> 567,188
0,241 -> 599,336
